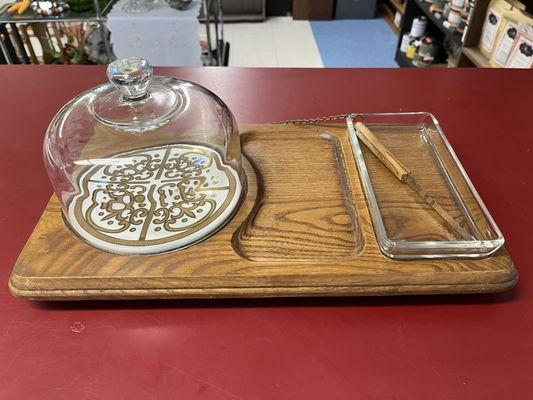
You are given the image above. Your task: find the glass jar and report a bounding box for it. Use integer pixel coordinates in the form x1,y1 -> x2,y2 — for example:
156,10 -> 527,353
44,57 -> 243,254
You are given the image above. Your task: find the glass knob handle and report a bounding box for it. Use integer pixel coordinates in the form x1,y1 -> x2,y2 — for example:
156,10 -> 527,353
107,57 -> 153,101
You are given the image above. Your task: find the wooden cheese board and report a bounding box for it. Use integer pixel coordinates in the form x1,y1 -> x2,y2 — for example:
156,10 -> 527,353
9,123 -> 517,300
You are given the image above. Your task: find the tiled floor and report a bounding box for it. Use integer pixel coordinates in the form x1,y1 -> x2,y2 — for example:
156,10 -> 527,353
223,17 -> 323,67
12,14 -> 397,67
311,19 -> 398,67
214,16 -> 398,68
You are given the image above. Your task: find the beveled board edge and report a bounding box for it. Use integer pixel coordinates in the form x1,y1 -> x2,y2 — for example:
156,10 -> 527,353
8,273 -> 518,300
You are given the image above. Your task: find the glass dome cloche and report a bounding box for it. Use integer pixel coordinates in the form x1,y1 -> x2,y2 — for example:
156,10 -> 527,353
44,57 -> 243,255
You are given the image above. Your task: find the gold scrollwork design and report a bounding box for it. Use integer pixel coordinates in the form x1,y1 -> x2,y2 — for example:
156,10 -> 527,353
70,144 -> 239,248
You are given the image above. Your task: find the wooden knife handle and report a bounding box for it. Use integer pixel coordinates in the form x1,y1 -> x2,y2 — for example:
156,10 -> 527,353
355,122 -> 411,182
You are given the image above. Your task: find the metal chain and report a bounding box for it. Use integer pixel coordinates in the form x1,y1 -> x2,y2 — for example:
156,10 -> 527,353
273,113 -> 355,124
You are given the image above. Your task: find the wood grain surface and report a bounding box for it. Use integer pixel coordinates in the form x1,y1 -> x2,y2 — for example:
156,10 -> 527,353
354,121 -> 411,181
9,124 -> 517,300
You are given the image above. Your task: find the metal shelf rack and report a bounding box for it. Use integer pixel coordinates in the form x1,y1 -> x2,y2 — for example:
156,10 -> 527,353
0,0 -> 228,66
0,0 -> 115,64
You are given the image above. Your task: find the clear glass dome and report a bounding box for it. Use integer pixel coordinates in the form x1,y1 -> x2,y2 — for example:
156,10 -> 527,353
44,57 -> 243,255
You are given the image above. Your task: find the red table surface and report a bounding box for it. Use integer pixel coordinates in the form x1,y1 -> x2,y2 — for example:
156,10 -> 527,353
0,66 -> 532,399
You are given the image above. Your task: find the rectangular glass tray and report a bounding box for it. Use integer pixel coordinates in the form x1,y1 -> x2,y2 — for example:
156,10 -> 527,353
347,112 -> 504,259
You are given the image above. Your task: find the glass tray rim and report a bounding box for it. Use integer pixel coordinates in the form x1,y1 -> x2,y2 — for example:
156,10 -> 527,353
346,112 -> 505,259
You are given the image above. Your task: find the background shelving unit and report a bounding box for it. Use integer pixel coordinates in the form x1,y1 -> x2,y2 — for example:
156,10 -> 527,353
394,0 -> 531,68
379,0 -> 405,35
461,46 -> 491,66
394,0 -> 463,67
456,0 -> 491,66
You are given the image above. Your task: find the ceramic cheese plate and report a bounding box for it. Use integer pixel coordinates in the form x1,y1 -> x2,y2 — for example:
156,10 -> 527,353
67,144 -> 241,254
